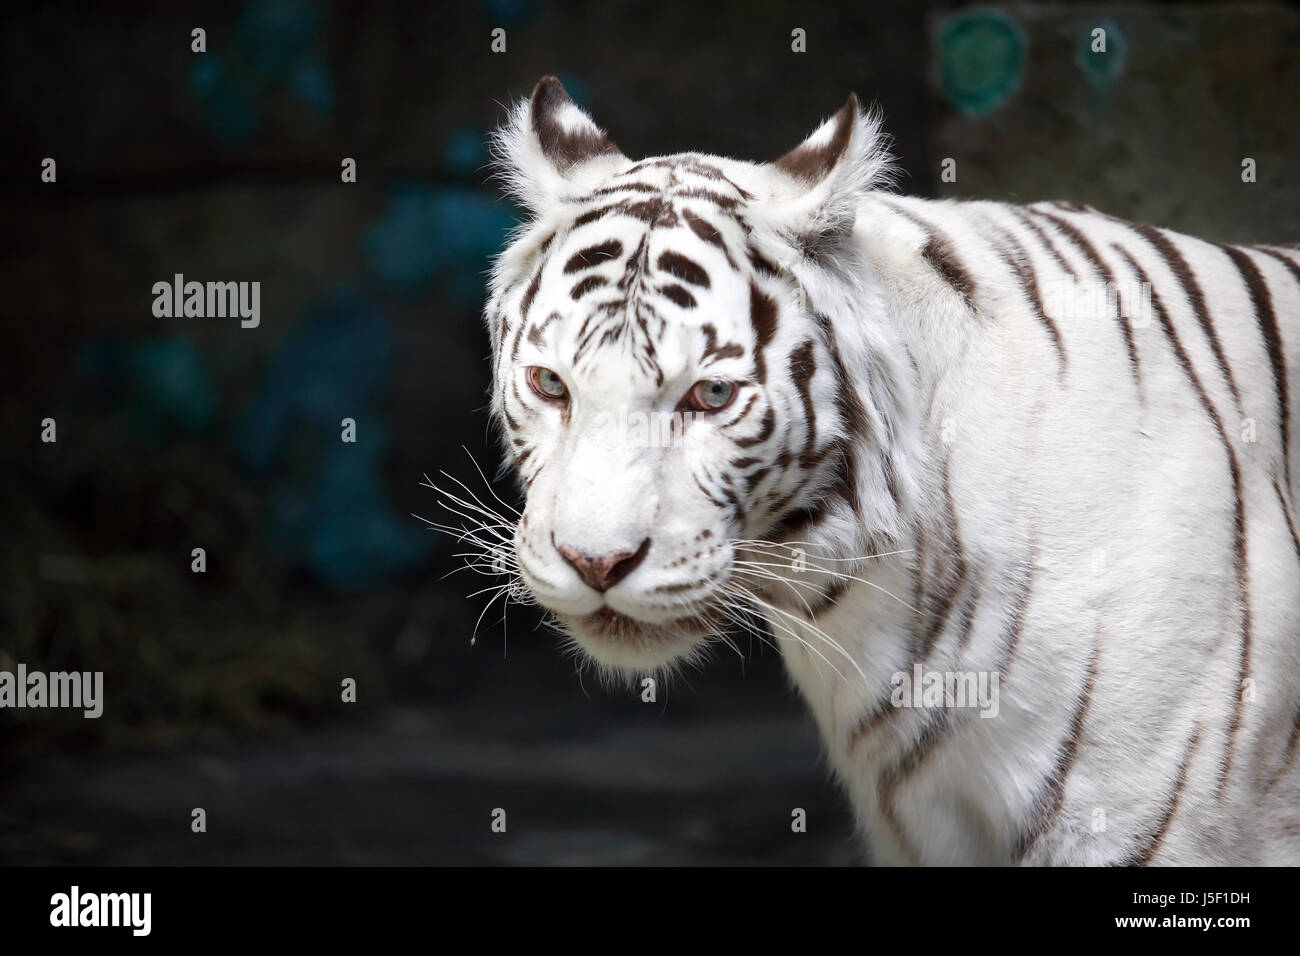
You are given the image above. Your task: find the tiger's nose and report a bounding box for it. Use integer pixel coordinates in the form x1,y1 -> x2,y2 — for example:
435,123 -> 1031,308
555,538 -> 652,592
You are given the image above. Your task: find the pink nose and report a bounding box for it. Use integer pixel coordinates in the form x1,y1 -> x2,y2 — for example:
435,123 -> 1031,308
555,538 -> 651,592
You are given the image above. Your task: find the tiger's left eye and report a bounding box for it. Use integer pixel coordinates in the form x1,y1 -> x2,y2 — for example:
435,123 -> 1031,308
527,366 -> 569,402
685,379 -> 737,412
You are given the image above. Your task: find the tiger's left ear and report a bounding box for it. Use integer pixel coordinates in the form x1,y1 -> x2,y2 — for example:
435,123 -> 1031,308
492,76 -> 628,216
755,93 -> 892,257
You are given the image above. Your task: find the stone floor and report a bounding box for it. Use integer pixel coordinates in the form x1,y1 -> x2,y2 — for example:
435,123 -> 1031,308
1,693 -> 859,865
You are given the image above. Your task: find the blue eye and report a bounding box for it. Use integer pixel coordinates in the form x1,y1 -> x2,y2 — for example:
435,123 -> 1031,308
527,366 -> 569,401
687,379 -> 736,412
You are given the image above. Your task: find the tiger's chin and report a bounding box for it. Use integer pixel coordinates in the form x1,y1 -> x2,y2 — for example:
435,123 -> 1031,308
557,606 -> 721,674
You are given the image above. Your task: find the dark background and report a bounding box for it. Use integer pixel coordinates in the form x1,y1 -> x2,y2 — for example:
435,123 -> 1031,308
1,0 -> 1296,865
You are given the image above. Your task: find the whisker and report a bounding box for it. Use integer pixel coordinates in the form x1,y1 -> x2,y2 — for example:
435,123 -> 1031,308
723,580 -> 865,683
458,444 -> 522,517
438,467 -> 519,525
710,597 -> 784,662
731,538 -> 914,563
720,582 -> 856,683
419,467 -> 528,648
732,555 -> 921,616
731,562 -> 831,619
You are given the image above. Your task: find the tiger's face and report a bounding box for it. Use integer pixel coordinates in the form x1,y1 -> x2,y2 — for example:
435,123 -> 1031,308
484,77 -> 902,674
503,191 -> 782,672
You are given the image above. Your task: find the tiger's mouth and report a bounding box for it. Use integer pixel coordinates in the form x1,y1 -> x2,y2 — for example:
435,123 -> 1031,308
587,605 -> 635,631
580,605 -> 719,641
564,603 -> 722,671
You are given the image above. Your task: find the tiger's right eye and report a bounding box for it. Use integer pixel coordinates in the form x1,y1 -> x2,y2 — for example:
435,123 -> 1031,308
527,366 -> 569,402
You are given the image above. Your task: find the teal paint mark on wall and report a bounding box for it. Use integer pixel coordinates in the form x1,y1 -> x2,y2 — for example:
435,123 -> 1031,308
938,9 -> 1027,116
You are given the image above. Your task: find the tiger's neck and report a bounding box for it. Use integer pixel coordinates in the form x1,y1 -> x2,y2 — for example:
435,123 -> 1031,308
762,192 -> 1013,840
769,194 -> 1043,863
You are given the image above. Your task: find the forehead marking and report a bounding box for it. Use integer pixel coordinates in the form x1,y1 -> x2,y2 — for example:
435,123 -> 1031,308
656,250 -> 710,288
564,240 -> 623,274
570,275 -> 608,300
535,157 -> 761,384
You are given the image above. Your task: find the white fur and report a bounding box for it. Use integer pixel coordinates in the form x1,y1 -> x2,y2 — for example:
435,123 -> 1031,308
482,85 -> 1300,864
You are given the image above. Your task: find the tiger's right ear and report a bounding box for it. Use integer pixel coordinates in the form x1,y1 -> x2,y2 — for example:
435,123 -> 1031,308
491,76 -> 627,216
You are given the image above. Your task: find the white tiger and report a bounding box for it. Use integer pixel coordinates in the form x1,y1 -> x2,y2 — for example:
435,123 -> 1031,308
471,76 -> 1300,865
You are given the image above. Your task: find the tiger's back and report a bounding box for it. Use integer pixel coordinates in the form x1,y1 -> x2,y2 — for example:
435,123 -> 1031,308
812,193 -> 1300,864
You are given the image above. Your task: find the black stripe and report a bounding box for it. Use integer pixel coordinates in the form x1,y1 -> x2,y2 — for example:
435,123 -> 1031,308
719,474 -> 746,524
1277,478 -> 1300,568
573,203 -> 620,227
748,281 -> 779,382
698,323 -> 745,363
1032,212 -> 1143,392
764,490 -> 810,529
592,181 -> 659,195
1250,245 -> 1300,277
563,240 -> 623,274
1012,635 -> 1100,862
992,225 -> 1070,383
1010,207 -> 1079,280
748,249 -> 781,277
672,187 -> 739,210
519,265 -> 543,320
789,341 -> 818,465
1124,221 -> 1243,411
803,576 -> 850,618
917,459 -> 968,657
1219,244 -> 1291,491
574,197 -> 679,228
764,503 -> 821,543
995,545 -> 1036,678
847,697 -> 903,753
525,311 -> 560,347
722,392 -> 759,436
1112,244 -> 1252,801
848,542 -> 975,754
733,406 -> 775,449
875,707 -> 958,864
953,581 -> 980,653
656,250 -> 711,288
1264,707 -> 1300,792
921,236 -> 976,309
627,156 -> 726,180
741,464 -> 771,495
875,547 -> 1033,863
691,472 -> 728,510
883,201 -> 977,309
569,275 -> 607,300
818,313 -> 866,516
1117,725 -> 1202,866
659,283 -> 696,309
683,208 -> 736,268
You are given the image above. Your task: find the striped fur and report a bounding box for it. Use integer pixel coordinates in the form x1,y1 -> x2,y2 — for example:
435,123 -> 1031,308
483,77 -> 1300,865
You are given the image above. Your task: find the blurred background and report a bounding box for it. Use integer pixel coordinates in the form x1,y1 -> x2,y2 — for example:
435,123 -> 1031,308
1,0 -> 1296,865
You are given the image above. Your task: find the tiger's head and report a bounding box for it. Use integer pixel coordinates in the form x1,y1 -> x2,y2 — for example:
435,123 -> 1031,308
482,77 -> 918,675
